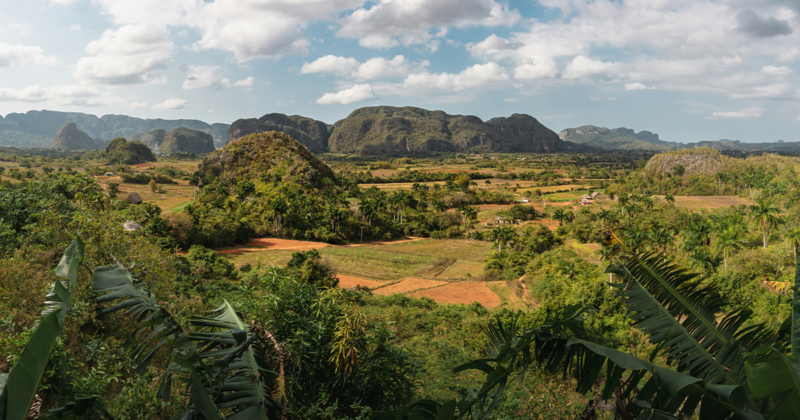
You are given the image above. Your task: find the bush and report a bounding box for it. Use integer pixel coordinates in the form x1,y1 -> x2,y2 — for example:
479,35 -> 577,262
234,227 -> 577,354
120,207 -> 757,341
185,245 -> 235,279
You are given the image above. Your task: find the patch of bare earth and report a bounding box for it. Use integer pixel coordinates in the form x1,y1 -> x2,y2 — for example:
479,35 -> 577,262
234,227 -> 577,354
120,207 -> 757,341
374,278 -> 447,295
337,275 -> 384,289
411,282 -> 501,308
216,238 -> 331,254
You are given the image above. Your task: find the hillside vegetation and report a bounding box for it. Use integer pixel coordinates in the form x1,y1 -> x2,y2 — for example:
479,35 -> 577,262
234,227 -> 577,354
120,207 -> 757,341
327,106 -> 578,155
131,127 -> 215,155
559,125 -> 677,150
227,113 -> 330,152
51,122 -> 97,150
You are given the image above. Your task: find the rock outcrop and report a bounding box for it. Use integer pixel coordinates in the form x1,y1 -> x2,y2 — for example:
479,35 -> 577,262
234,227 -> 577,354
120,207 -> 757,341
227,113 -> 330,152
51,122 -> 97,150
558,125 -> 677,150
131,127 -> 215,155
326,106 -> 581,155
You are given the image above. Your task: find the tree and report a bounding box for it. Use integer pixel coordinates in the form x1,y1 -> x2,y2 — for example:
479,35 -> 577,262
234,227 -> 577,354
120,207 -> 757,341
713,228 -> 744,268
488,226 -> 517,252
664,192 -> 675,204
650,227 -> 674,256
596,209 -> 614,228
552,209 -> 572,226
380,234 -> 800,420
148,179 -> 158,193
749,198 -> 782,249
787,226 -> 800,262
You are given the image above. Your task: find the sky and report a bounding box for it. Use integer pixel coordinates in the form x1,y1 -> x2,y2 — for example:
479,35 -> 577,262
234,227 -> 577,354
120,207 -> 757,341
1,0 -> 800,143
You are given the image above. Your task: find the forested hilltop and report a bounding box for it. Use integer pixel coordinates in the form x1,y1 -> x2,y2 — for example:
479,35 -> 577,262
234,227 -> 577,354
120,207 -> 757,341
5,130 -> 800,418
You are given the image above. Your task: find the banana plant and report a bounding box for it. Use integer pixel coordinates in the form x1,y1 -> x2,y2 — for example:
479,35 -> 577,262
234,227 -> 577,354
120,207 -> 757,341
0,238 -> 85,420
377,231 -> 800,419
92,259 -> 286,419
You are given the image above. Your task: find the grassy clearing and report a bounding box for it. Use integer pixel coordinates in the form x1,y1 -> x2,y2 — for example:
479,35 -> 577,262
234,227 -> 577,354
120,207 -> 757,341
436,261 -> 485,280
319,246 -> 451,281
486,281 -> 528,311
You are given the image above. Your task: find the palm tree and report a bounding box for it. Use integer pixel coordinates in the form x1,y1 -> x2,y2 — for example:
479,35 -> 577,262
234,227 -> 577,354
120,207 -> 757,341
713,228 -> 744,268
488,226 -> 517,252
786,226 -> 800,262
596,209 -> 613,228
650,227 -> 674,256
552,209 -> 572,226
749,198 -> 782,249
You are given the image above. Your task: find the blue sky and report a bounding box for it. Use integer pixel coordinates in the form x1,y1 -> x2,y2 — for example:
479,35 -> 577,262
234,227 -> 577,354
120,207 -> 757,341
1,0 -> 800,143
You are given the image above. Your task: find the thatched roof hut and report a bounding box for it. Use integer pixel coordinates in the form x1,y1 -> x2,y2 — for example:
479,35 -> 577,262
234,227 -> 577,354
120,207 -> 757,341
126,192 -> 143,205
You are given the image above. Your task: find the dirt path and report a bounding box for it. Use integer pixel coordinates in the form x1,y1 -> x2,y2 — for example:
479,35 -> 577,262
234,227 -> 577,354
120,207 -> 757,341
518,275 -> 529,300
215,236 -> 426,255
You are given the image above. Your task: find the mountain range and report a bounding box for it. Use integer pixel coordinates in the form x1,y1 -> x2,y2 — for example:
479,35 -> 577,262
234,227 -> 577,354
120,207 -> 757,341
3,108 -> 799,155
559,125 -> 800,152
0,110 -> 229,148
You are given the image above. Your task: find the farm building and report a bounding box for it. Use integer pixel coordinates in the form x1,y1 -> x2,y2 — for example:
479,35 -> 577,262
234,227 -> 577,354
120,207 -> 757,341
591,192 -> 604,199
126,192 -> 143,205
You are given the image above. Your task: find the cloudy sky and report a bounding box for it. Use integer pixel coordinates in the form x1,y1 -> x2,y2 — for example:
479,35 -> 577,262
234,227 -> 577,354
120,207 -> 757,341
1,0 -> 800,143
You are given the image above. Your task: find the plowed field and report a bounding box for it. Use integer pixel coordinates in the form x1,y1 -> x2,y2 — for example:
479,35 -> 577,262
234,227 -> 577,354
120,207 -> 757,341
411,282 -> 501,308
337,275 -> 384,289
374,278 -> 447,295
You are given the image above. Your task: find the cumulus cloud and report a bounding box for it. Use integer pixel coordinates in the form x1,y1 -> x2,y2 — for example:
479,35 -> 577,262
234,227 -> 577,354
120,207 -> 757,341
709,107 -> 764,119
180,65 -> 252,90
70,25 -> 81,30
0,43 -> 57,69
301,55 -> 429,80
75,24 -> 173,85
736,9 -> 792,38
562,56 -> 622,80
130,102 -> 148,109
90,0 -> 365,62
152,97 -> 187,110
358,35 -> 400,49
395,62 -> 508,93
624,82 -> 657,91
316,84 -> 377,105
338,0 -> 519,49
234,77 -> 254,87
761,65 -> 793,76
301,56 -> 360,76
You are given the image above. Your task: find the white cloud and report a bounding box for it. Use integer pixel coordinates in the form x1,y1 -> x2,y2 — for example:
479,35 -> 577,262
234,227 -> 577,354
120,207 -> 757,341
234,76 -> 254,87
0,85 -> 48,102
0,43 -> 58,69
503,98 -> 518,102
181,65 -> 228,89
463,1 -> 800,100
709,107 -> 764,119
396,62 -> 508,93
562,56 -> 622,80
10,23 -> 32,36
338,0 -> 520,49
74,24 -> 173,85
301,55 -> 360,76
514,58 -> 558,80
316,84 -> 377,105
70,24 -> 81,30
761,65 -> 793,77
624,82 -> 657,91
152,97 -> 187,110
302,55 -> 429,81
359,35 -> 399,49
130,102 -> 148,109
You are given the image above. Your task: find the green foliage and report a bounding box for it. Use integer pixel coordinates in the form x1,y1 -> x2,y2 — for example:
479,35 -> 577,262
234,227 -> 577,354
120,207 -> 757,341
104,138 -> 156,164
184,244 -> 235,279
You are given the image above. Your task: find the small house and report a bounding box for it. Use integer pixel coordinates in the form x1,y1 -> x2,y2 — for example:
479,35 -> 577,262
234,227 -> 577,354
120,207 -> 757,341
494,216 -> 512,224
126,192 -> 143,205
591,192 -> 604,200
104,172 -> 114,176
579,198 -> 592,206
581,194 -> 592,201
522,198 -> 530,203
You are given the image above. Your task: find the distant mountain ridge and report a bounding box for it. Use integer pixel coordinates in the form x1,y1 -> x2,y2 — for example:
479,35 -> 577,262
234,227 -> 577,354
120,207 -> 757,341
230,106 -> 586,155
559,125 -> 678,151
559,124 -> 800,152
52,122 -> 97,150
0,110 -> 229,148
